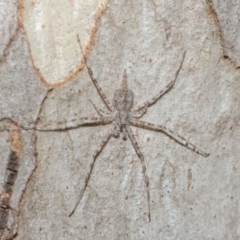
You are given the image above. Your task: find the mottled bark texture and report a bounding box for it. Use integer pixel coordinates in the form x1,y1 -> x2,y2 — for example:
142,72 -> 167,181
0,0 -> 240,239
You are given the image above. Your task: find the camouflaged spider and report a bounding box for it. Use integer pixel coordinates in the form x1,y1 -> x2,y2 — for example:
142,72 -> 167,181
68,37 -> 209,221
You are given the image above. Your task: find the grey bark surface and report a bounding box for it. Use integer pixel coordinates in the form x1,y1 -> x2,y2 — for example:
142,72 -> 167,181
212,0 -> 240,65
0,0 -> 239,239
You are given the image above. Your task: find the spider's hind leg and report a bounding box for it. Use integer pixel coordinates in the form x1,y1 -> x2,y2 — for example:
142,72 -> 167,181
126,125 -> 151,222
130,119 -> 210,157
69,126 -> 114,217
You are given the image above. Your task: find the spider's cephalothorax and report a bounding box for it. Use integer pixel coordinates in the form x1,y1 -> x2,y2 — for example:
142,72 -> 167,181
113,70 -> 134,140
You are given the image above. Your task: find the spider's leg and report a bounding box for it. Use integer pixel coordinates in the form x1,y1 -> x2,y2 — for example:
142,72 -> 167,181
80,116 -> 114,126
130,119 -> 210,157
69,126 -> 114,217
130,106 -> 148,118
126,125 -> 151,222
89,99 -> 112,117
21,116 -> 113,131
86,67 -> 115,112
132,51 -> 186,113
77,35 -> 115,112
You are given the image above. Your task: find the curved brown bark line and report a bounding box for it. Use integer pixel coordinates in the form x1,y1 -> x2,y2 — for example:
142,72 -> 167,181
17,0 -> 112,88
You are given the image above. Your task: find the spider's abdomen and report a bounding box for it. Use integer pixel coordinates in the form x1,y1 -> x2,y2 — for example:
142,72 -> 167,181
113,89 -> 134,111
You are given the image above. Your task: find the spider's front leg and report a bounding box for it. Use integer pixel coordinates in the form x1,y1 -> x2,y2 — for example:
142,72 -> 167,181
77,35 -> 115,112
86,66 -> 115,112
132,51 -> 186,114
130,119 -> 209,157
89,99 -> 113,117
130,106 -> 148,118
21,116 -> 113,131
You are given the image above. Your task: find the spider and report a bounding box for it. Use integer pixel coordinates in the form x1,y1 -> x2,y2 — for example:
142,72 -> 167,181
66,37 -> 209,221
23,38 -> 209,222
